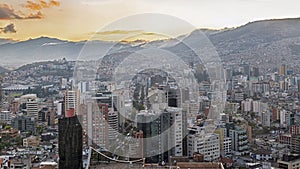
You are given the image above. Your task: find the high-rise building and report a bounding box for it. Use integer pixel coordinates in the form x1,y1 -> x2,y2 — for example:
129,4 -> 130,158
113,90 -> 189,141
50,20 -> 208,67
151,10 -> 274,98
79,102 -> 108,148
242,98 -> 253,113
58,115 -> 82,169
136,107 -> 183,163
94,91 -> 119,141
78,81 -> 89,93
65,90 -> 80,116
26,98 -> 38,119
251,67 -> 259,77
59,90 -> 83,169
240,63 -> 250,80
20,94 -> 39,119
223,137 -> 232,157
280,110 -> 294,128
296,79 -> 300,93
229,126 -> 249,155
0,76 -> 2,112
279,64 -> 287,76
261,111 -> 271,127
214,127 -> 232,157
279,80 -> 289,91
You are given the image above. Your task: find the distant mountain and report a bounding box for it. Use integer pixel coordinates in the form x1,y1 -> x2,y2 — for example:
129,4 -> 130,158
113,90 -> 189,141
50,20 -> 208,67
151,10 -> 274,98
0,38 -> 15,45
1,18 -> 300,72
208,18 -> 300,55
0,66 -> 9,74
166,18 -> 300,73
207,18 -> 300,72
0,37 -> 124,68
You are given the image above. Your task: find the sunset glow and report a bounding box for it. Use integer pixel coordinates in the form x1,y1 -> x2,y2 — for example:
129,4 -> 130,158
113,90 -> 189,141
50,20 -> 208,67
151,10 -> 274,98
0,0 -> 299,41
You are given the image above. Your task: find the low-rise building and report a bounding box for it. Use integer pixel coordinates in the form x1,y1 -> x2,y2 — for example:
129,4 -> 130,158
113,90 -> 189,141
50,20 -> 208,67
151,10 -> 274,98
187,128 -> 220,161
0,111 -> 11,124
277,154 -> 300,169
0,128 -> 19,140
11,115 -> 36,134
250,149 -> 272,161
23,136 -> 40,147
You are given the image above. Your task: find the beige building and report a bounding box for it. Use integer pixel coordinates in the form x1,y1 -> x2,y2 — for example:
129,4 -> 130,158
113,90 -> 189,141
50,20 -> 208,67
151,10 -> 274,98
23,136 -> 40,147
278,155 -> 300,169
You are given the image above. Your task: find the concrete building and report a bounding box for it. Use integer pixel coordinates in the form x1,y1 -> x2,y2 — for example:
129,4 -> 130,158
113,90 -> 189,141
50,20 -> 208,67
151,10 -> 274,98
187,127 -> 220,161
20,94 -> 39,119
0,111 -> 11,124
278,154 -> 300,169
279,134 -> 292,145
26,98 -> 38,119
251,82 -> 270,96
279,64 -> 287,76
261,111 -> 271,127
290,125 -> 300,135
79,102 -> 108,148
280,110 -> 294,128
250,149 -> 272,161
214,127 -> 232,157
11,115 -> 36,134
242,98 -> 252,113
229,126 -> 249,155
291,135 -> 300,154
223,137 -> 232,157
65,90 -> 80,116
23,136 -> 40,147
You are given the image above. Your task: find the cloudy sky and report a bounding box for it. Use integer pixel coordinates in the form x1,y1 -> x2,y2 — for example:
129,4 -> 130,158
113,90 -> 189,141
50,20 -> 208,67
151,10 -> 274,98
0,0 -> 299,41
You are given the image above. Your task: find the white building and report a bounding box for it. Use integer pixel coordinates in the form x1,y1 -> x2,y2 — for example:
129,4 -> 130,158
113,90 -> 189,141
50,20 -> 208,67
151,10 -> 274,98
253,101 -> 268,115
242,98 -> 253,112
280,109 -> 293,128
26,98 -> 38,119
65,90 -> 79,115
187,127 -> 220,161
107,110 -> 119,141
223,137 -> 232,157
167,107 -> 183,157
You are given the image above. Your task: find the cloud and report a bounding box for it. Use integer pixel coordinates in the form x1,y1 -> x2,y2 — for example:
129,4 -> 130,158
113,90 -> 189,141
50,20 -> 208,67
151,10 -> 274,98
94,30 -> 144,35
27,11 -> 44,19
93,30 -> 165,37
0,4 -> 44,19
141,32 -> 156,36
0,23 -> 16,33
25,0 -> 60,11
0,4 -> 22,19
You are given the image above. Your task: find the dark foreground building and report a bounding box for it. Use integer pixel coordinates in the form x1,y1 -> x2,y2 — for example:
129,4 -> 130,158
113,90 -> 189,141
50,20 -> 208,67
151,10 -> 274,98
58,114 -> 83,169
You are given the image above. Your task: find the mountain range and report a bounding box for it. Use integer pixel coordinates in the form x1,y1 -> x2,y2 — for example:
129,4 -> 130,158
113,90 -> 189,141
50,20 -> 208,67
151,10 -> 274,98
1,18 -> 300,72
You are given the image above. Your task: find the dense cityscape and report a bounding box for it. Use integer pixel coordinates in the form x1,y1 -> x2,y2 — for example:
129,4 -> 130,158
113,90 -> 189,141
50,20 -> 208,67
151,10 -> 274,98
0,1 -> 300,168
0,44 -> 299,169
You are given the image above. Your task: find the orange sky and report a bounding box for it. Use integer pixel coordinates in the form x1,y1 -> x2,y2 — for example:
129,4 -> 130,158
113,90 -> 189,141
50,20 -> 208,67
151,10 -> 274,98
0,0 -> 299,41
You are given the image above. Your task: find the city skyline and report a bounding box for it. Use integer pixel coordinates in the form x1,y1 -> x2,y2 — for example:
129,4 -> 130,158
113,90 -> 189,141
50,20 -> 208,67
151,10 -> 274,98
0,0 -> 299,41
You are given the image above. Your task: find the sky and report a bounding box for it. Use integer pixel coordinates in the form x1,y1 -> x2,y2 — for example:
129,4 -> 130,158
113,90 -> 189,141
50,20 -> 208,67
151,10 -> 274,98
0,0 -> 299,41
